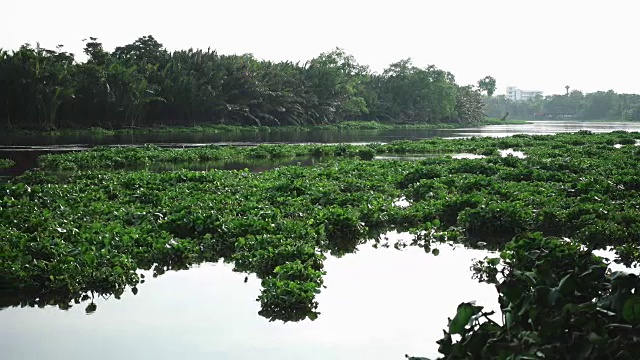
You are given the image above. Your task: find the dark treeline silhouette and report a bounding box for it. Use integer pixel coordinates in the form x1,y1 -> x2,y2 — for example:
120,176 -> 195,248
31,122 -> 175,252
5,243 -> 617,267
485,90 -> 640,121
0,35 -> 485,130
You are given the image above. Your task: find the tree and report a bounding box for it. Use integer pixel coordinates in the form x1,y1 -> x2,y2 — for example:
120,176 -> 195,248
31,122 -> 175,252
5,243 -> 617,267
455,85 -> 485,123
0,35 -> 491,129
304,48 -> 369,123
375,59 -> 460,123
477,76 -> 497,97
582,90 -> 617,120
83,37 -> 109,66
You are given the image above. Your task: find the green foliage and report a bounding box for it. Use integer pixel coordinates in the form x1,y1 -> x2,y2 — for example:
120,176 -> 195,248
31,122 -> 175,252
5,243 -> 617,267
0,158 -> 407,320
485,89 -> 640,121
258,260 -> 325,322
0,158 -> 15,169
433,233 -> 640,359
4,131 -> 640,334
0,36 -> 486,130
459,201 -> 532,242
477,76 -> 496,97
371,59 -> 476,123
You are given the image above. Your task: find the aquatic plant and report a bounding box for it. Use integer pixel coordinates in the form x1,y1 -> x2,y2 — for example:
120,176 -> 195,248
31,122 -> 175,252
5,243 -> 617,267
3,131 -> 640,329
0,158 -> 15,169
429,233 -> 640,359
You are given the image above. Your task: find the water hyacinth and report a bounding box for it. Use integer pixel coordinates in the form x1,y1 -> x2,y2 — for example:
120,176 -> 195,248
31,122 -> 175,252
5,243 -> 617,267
3,132 -> 640,355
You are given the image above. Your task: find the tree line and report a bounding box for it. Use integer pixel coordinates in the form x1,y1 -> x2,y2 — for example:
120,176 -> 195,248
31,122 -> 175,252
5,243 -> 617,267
485,89 -> 640,121
0,35 -> 488,130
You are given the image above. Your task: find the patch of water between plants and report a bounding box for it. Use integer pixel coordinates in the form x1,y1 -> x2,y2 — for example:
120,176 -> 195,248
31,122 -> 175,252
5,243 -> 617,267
0,231 -> 498,360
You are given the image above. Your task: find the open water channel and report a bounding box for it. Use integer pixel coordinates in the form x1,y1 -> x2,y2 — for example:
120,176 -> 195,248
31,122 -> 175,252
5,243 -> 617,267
2,120 -> 640,359
3,120 -> 640,177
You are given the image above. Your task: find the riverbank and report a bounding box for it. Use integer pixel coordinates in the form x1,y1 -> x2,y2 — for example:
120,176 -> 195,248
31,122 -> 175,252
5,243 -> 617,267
1,119 -> 529,137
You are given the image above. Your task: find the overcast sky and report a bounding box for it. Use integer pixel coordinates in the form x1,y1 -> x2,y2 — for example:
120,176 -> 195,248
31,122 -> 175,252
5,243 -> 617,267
3,0 -> 638,95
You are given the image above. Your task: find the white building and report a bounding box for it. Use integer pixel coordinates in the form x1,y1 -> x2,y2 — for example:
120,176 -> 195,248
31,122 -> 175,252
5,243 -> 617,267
506,86 -> 543,101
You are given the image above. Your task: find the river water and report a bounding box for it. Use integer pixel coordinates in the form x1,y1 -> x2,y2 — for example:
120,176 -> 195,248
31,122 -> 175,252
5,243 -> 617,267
3,121 -> 640,147
2,121 -> 640,359
1,235 -> 497,360
3,120 -> 640,177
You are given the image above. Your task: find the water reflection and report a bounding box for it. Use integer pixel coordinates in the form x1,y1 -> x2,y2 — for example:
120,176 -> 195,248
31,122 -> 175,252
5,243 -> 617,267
0,150 -> 70,177
450,153 -> 485,159
3,121 -> 640,149
0,128 -> 450,147
0,232 -> 498,360
3,121 -> 640,177
453,120 -> 640,138
498,148 -> 527,158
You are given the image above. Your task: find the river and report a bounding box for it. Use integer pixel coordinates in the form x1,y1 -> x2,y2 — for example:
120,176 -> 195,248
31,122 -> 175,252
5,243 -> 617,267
2,120 -> 640,359
1,236 -> 498,360
3,120 -> 640,177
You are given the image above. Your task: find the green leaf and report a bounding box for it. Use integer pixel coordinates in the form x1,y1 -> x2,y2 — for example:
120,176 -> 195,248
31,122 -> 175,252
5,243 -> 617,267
548,288 -> 561,305
432,248 -> 440,256
622,296 -> 640,324
587,332 -> 606,346
557,273 -> 576,294
85,302 -> 97,314
499,279 -> 524,303
449,302 -> 480,335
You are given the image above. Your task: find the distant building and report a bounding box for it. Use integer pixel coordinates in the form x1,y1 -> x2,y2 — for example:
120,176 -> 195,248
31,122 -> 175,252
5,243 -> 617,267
506,86 -> 543,101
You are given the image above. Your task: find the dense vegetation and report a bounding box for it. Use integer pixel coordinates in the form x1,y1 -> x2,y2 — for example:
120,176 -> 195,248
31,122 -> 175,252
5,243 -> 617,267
0,36 -> 486,130
3,131 -> 640,356
485,90 -> 640,121
425,234 -> 640,359
0,159 -> 15,169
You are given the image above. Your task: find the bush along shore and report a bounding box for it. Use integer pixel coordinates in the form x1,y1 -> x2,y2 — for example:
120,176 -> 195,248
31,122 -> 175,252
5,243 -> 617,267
3,131 -> 640,357
3,119 -> 528,137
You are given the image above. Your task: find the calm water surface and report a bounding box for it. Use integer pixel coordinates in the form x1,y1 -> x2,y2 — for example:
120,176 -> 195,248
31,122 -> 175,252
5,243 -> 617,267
3,121 -> 640,148
1,234 -> 497,360
2,120 -> 640,176
452,120 -> 640,137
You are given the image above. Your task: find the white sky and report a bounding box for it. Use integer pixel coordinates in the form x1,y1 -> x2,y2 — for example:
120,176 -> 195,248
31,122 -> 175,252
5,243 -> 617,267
2,0 -> 639,95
